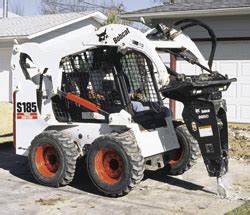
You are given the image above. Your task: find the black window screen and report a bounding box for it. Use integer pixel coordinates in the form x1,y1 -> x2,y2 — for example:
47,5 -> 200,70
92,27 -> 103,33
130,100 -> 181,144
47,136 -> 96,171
119,51 -> 160,104
59,48 -> 123,113
55,48 -> 161,122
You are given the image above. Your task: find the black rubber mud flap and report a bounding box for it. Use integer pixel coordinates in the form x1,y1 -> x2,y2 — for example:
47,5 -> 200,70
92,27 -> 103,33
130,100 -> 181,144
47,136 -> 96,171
182,99 -> 228,177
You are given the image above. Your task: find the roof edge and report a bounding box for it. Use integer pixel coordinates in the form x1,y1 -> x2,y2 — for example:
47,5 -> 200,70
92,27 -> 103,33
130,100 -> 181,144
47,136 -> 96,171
0,36 -> 28,41
28,11 -> 107,39
0,12 -> 107,42
121,7 -> 250,21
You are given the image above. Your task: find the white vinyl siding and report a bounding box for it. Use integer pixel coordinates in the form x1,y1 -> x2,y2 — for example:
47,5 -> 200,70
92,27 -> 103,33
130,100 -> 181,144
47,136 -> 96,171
0,48 -> 12,102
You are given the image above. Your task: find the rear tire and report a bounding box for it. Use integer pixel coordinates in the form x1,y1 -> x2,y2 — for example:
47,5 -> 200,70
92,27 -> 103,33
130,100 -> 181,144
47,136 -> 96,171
166,124 -> 199,175
87,130 -> 145,197
29,130 -> 78,187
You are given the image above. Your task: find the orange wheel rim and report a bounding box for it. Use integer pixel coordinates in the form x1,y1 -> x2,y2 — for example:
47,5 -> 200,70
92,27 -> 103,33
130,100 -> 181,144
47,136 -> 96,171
35,144 -> 60,177
168,142 -> 184,165
95,148 -> 124,185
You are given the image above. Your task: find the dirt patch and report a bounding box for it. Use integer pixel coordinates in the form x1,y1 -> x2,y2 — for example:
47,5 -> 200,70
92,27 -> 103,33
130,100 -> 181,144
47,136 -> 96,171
0,102 -> 13,144
35,197 -> 65,206
228,124 -> 250,160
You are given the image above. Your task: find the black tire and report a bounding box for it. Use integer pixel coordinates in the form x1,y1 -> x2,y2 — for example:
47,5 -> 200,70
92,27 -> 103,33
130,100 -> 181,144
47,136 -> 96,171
29,130 -> 79,187
87,130 -> 145,197
166,124 -> 199,175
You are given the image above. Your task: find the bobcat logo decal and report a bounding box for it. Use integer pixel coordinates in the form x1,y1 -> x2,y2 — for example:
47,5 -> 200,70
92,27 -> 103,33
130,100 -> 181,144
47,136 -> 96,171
97,29 -> 108,42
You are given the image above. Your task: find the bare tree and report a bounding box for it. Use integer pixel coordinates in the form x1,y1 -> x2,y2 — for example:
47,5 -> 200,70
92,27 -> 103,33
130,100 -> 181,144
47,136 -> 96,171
152,0 -> 184,4
41,0 -> 124,15
41,0 -> 127,25
41,0 -> 88,14
152,0 -> 209,4
152,0 -> 168,4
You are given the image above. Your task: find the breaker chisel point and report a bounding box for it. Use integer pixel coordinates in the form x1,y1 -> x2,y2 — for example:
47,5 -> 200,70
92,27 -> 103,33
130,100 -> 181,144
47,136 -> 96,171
217,177 -> 227,198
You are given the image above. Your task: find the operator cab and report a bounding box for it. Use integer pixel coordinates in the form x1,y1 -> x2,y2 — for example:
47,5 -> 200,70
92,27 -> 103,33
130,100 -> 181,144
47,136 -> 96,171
52,47 -> 169,129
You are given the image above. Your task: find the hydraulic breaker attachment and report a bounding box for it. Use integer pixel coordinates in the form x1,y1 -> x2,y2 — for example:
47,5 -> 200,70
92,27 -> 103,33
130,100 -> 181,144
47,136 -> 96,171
182,98 -> 228,197
182,99 -> 228,178
160,73 -> 236,197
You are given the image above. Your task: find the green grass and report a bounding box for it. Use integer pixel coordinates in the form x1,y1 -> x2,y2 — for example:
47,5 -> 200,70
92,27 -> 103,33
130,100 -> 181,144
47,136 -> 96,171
225,201 -> 250,215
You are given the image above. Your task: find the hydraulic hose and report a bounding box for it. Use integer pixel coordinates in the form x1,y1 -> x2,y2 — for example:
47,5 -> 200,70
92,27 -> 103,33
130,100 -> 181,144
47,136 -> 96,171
174,19 -> 217,70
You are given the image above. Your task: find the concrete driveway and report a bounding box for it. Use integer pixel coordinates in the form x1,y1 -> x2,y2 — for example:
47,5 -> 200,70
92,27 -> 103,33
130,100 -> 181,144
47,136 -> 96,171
0,143 -> 249,215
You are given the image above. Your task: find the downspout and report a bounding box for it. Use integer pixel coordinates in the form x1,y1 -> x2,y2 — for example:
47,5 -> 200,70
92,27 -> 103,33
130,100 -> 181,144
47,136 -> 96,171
170,54 -> 176,118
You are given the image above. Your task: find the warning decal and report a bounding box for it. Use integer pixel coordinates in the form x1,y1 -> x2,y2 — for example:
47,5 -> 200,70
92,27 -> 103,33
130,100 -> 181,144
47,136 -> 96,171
198,125 -> 213,137
16,112 -> 38,120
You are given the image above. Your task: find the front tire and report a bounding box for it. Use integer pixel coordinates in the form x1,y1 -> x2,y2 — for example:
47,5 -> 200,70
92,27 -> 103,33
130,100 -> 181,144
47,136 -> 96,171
166,124 -> 199,175
87,130 -> 145,197
29,130 -> 78,187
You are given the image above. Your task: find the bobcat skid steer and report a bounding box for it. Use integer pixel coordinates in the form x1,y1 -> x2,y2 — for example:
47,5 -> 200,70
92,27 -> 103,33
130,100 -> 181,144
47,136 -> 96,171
11,12 -> 236,197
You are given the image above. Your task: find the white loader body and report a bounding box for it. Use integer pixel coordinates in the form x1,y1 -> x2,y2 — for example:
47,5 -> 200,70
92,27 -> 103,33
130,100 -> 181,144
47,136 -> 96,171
11,12 -> 208,158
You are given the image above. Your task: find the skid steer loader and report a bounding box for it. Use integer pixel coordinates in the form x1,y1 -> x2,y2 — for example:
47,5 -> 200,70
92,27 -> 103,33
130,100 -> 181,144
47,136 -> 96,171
11,12 -> 236,197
